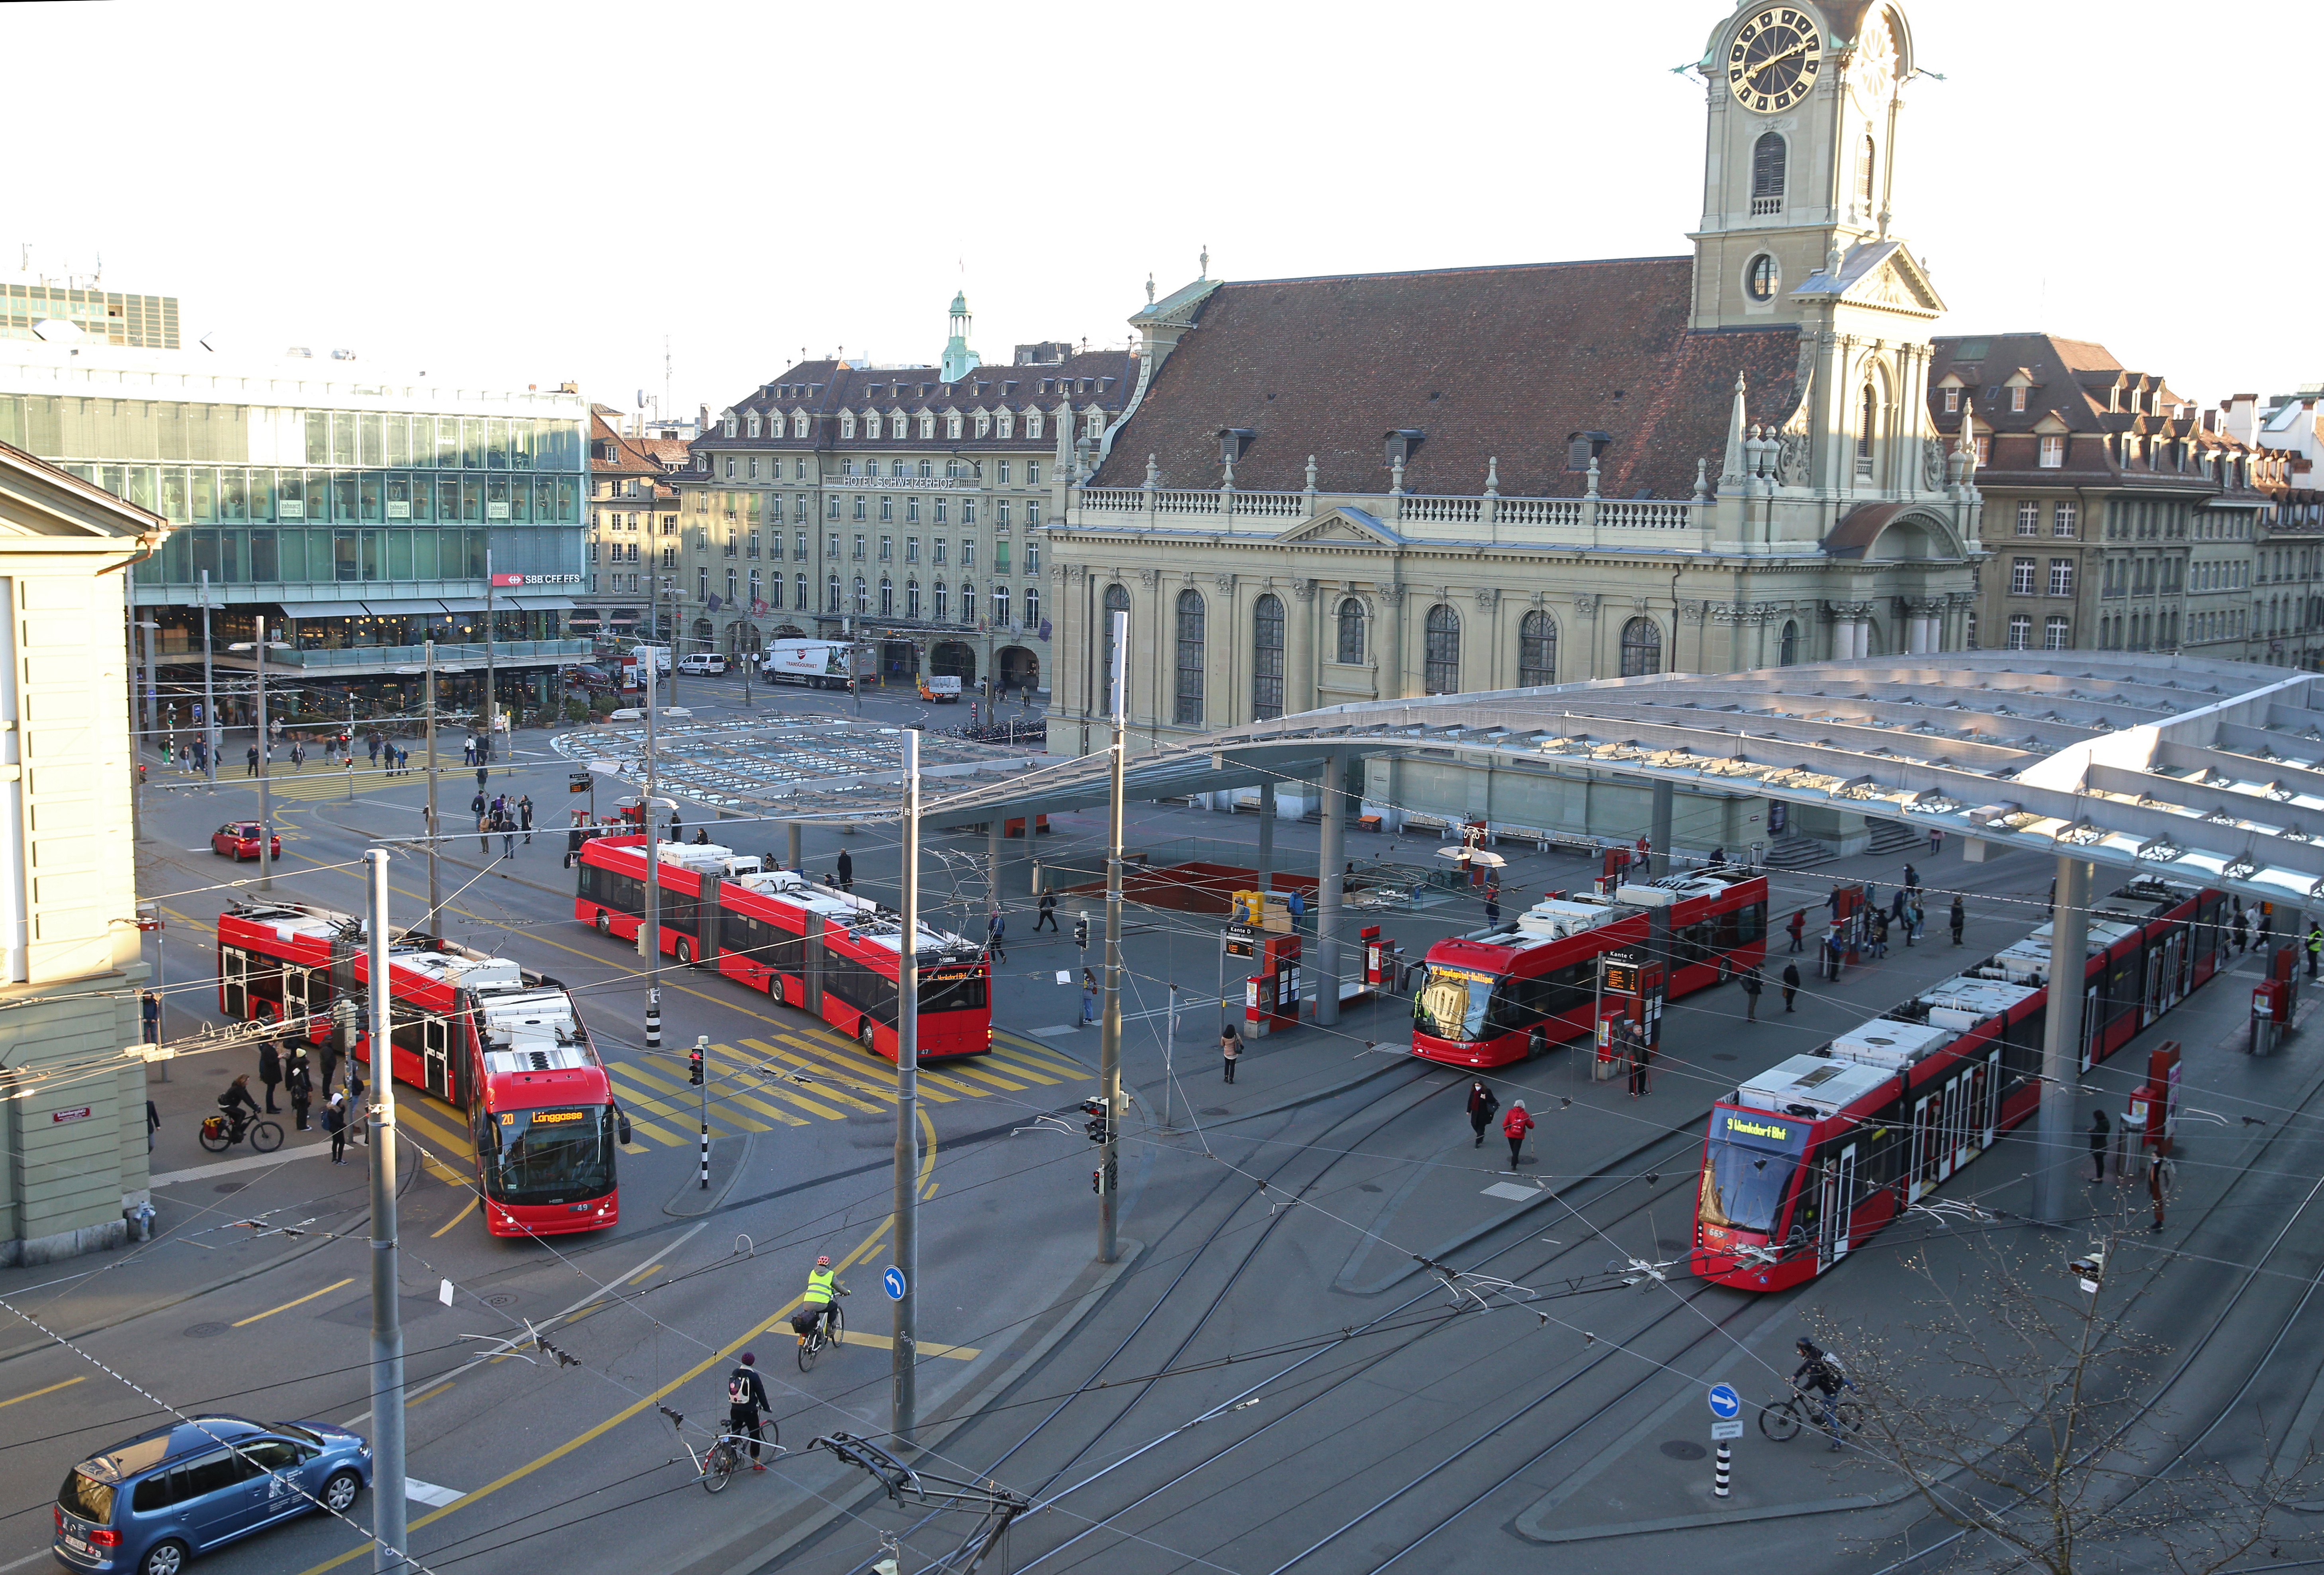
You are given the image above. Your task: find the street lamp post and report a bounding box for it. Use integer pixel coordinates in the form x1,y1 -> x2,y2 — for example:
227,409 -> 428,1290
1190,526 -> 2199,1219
484,550 -> 498,777
199,571 -> 217,793
228,618 -> 291,893
392,643 -> 458,933
609,693 -> 689,1054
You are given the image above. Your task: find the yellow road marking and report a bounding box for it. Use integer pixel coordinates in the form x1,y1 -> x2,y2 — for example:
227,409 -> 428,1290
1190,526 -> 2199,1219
627,1262 -> 663,1285
604,1069 -> 757,1138
430,1197 -> 478,1238
705,1042 -> 849,1121
292,1210 -> 906,1575
735,1038 -> 887,1112
408,1381 -> 455,1407
232,1277 -> 356,1327
0,1376 -> 85,1408
386,1105 -> 473,1187
613,1060 -> 782,1130
770,1031 -> 958,1103
982,1050 -> 1066,1087
940,1062 -> 1029,1094
835,1329 -> 980,1360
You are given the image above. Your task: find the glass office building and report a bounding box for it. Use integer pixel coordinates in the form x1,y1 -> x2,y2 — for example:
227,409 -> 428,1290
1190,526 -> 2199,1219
0,342 -> 591,681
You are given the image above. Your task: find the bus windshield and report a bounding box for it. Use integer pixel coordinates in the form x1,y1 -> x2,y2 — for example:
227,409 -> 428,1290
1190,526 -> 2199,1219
919,971 -> 988,1015
480,1105 -> 616,1207
1697,1109 -> 1808,1235
1413,966 -> 1493,1042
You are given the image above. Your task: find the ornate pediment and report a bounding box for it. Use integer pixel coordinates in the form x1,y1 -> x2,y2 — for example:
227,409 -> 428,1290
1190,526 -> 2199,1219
1792,240 -> 1946,320
1275,507 -> 1408,549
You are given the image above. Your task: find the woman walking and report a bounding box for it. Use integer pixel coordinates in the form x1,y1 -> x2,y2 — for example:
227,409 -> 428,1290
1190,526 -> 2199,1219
1465,1080 -> 1499,1148
1221,1023 -> 1243,1085
1501,1099 -> 1535,1167
325,1094 -> 349,1165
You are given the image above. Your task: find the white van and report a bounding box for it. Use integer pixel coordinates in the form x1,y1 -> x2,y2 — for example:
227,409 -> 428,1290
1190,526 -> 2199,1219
630,644 -> 672,673
677,652 -> 729,675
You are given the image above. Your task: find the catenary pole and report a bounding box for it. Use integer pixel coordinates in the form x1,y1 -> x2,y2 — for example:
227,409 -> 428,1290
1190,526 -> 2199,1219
424,640 -> 441,934
894,728 -> 921,1445
483,549 -> 497,775
255,615 -> 275,893
1099,609 -> 1127,1263
199,571 -> 217,793
645,666 -> 662,1053
364,848 -> 409,1573
2029,854 -> 2091,1224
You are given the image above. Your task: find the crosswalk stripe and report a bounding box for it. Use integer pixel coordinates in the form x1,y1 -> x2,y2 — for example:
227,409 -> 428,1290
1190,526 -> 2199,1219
993,1032 -> 1089,1076
984,1049 -> 1071,1087
393,1105 -> 477,1183
768,1031 -> 959,1103
941,1062 -> 1030,1094
736,1039 -> 888,1113
610,1062 -> 778,1132
605,1069 -> 761,1138
700,1045 -> 837,1122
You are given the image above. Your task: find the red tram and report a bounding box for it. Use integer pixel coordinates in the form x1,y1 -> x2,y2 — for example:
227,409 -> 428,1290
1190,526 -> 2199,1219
215,901 -> 626,1238
573,835 -> 992,1061
1410,872 -> 1770,1067
1693,877 -> 2229,1291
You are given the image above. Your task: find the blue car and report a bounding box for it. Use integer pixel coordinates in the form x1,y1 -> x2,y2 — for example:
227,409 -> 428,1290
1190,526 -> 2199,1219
53,1415 -> 371,1575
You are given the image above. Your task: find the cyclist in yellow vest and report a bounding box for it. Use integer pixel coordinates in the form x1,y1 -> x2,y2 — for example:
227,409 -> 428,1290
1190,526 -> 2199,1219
793,1255 -> 847,1342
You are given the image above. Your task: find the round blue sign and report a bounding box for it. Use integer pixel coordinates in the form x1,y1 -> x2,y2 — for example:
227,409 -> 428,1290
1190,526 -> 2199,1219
1707,1382 -> 1741,1420
882,1265 -> 907,1301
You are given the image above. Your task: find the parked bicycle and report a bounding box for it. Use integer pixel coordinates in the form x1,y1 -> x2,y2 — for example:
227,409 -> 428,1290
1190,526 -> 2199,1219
661,1408 -> 778,1494
198,1112 -> 283,1154
797,1294 -> 847,1372
1759,1385 -> 1862,1443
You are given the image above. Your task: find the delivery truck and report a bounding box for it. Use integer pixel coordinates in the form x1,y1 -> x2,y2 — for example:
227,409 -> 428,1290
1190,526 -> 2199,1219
760,639 -> 855,690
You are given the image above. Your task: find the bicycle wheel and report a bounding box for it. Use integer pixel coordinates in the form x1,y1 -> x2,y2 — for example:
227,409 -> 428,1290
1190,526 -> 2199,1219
1834,1398 -> 1864,1435
828,1303 -> 844,1347
701,1442 -> 736,1494
797,1329 -> 821,1373
198,1119 -> 230,1154
1759,1395 -> 1802,1442
250,1121 -> 284,1154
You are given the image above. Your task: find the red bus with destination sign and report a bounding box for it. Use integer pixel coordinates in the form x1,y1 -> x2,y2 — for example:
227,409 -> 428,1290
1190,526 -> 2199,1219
573,834 -> 992,1060
214,900 -> 627,1238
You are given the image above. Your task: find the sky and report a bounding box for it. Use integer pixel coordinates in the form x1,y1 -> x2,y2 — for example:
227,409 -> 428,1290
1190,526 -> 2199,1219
12,1 -> 2320,422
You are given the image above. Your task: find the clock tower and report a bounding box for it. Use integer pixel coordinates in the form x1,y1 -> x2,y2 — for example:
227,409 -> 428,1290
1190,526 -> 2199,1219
1689,2 -> 1919,332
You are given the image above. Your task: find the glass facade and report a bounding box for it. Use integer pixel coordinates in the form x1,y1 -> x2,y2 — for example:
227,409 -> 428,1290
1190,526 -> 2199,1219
0,394 -> 584,588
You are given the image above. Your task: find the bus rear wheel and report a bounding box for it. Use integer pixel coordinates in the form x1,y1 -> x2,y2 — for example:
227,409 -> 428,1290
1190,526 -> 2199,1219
674,938 -> 692,966
858,1021 -> 877,1055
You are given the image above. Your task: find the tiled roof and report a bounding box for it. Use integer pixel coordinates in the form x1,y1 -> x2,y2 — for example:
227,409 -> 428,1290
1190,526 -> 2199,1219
696,352 -> 1139,456
1085,258 -> 1803,500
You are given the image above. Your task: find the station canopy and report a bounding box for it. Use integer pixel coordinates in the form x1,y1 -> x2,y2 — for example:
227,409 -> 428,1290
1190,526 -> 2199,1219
930,653 -> 2324,909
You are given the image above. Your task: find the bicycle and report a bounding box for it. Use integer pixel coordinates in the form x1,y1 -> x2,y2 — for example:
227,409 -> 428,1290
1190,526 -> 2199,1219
797,1293 -> 848,1371
198,1112 -> 284,1154
662,1408 -> 777,1493
1759,1385 -> 1861,1443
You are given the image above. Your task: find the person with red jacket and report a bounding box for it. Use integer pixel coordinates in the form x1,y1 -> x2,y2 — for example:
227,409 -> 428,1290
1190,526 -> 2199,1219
1502,1099 -> 1535,1167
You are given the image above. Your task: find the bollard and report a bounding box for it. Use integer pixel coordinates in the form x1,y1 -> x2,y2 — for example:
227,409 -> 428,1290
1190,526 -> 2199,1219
646,987 -> 662,1052
1714,1441 -> 1731,1498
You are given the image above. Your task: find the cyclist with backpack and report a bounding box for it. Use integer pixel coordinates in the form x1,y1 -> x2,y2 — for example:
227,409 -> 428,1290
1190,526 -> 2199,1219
724,1352 -> 772,1470
1793,1337 -> 1854,1451
217,1074 -> 260,1145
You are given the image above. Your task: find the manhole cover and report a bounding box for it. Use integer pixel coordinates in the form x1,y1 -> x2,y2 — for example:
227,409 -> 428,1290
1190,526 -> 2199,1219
1660,1440 -> 1707,1460
1711,1054 -> 1738,1063
184,1322 -> 230,1339
484,1293 -> 517,1308
1358,1184 -> 1382,1193
214,1181 -> 245,1193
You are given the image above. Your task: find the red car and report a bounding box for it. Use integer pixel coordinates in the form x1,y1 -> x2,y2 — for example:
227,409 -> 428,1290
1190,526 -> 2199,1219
211,821 -> 282,861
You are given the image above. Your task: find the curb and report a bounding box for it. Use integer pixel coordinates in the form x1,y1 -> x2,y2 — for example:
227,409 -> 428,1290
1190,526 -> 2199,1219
1523,1487 -> 1913,1543
679,1237 -> 1148,1575
666,1134 -> 754,1218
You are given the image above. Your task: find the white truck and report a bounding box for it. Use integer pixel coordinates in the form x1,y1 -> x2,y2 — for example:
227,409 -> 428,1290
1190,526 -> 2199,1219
760,639 -> 855,690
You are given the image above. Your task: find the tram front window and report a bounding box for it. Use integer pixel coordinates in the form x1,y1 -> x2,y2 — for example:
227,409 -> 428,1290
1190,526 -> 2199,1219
1698,1110 -> 1809,1235
1414,966 -> 1493,1042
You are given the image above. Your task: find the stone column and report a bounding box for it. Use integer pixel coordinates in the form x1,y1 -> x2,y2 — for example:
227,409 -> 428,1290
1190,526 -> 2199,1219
1287,578 -> 1316,716
2029,856 -> 2091,1224
1382,586 -> 1409,699
1315,752 -> 1347,1027
1649,779 -> 1674,878
1571,593 -> 1601,681
1257,780 -> 1275,886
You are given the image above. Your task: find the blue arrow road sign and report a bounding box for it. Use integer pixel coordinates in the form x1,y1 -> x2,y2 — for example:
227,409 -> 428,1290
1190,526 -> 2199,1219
1708,1382 -> 1741,1421
883,1265 -> 907,1301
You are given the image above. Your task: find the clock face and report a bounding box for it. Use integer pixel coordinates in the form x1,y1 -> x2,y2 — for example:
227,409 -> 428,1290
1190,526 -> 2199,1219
1851,6 -> 1897,106
1728,8 -> 1825,114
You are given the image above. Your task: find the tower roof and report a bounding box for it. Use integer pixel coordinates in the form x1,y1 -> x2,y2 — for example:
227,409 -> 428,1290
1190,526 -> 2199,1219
949,291 -> 969,316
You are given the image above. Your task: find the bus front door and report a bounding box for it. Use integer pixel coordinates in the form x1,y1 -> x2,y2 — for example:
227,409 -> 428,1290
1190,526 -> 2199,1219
424,1016 -> 452,1100
804,923 -> 824,1016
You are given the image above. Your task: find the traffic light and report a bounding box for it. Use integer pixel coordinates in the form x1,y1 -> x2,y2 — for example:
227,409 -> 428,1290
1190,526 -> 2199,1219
1074,914 -> 1089,952
689,1039 -> 705,1086
1080,1096 -> 1111,1145
1090,1158 -> 1117,1195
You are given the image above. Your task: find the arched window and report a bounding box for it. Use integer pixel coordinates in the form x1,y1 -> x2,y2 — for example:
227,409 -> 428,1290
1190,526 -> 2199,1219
748,568 -> 761,605
1336,597 -> 1365,664
1619,617 -> 1661,677
933,580 -> 948,621
879,575 -> 893,616
992,585 -> 1009,626
1750,131 -> 1785,215
1857,380 -> 1878,477
826,573 -> 841,612
1517,611 -> 1556,686
1423,604 -> 1460,695
794,573 -> 806,610
959,581 -> 976,623
1779,619 -> 1799,666
1174,589 -> 1206,726
853,575 -> 867,613
1252,594 -> 1285,719
1858,134 -> 1877,206
907,580 -> 921,619
1101,583 -> 1130,715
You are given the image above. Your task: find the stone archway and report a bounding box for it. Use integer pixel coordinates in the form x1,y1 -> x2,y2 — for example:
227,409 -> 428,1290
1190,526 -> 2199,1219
931,641 -> 976,681
998,644 -> 1040,694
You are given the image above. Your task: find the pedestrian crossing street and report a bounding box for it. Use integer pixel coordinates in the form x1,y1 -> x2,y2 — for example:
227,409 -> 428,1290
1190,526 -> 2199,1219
158,768 -> 420,802
389,1026 -> 1090,1167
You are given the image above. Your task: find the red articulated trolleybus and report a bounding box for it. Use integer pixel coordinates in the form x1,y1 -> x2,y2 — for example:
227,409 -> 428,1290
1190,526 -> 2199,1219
1410,871 -> 1770,1068
1693,876 -> 2229,1291
215,900 -> 630,1239
573,834 -> 992,1061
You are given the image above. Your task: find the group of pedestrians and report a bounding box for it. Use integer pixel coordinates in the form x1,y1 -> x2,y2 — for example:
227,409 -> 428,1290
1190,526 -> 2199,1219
471,790 -> 535,859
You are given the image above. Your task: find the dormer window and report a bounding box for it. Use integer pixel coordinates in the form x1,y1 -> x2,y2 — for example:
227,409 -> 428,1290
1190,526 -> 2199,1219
1383,428 -> 1424,470
996,410 -> 1014,439
2010,386 -> 2027,413
946,412 -> 963,439
722,414 -> 737,438
840,413 -> 856,439
745,412 -> 761,438
974,412 -> 991,438
1084,409 -> 1103,438
1944,388 -> 1960,413
1026,409 -> 1044,440
918,413 -> 935,439
1218,427 -> 1257,464
1566,431 -> 1611,471
2039,435 -> 2065,468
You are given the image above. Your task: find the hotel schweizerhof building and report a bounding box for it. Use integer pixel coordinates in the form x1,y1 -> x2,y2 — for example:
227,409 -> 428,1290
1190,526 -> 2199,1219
1041,2 -> 1985,855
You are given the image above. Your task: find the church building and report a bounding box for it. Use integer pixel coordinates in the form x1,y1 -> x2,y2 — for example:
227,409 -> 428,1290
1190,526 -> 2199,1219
1045,2 -> 1981,768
